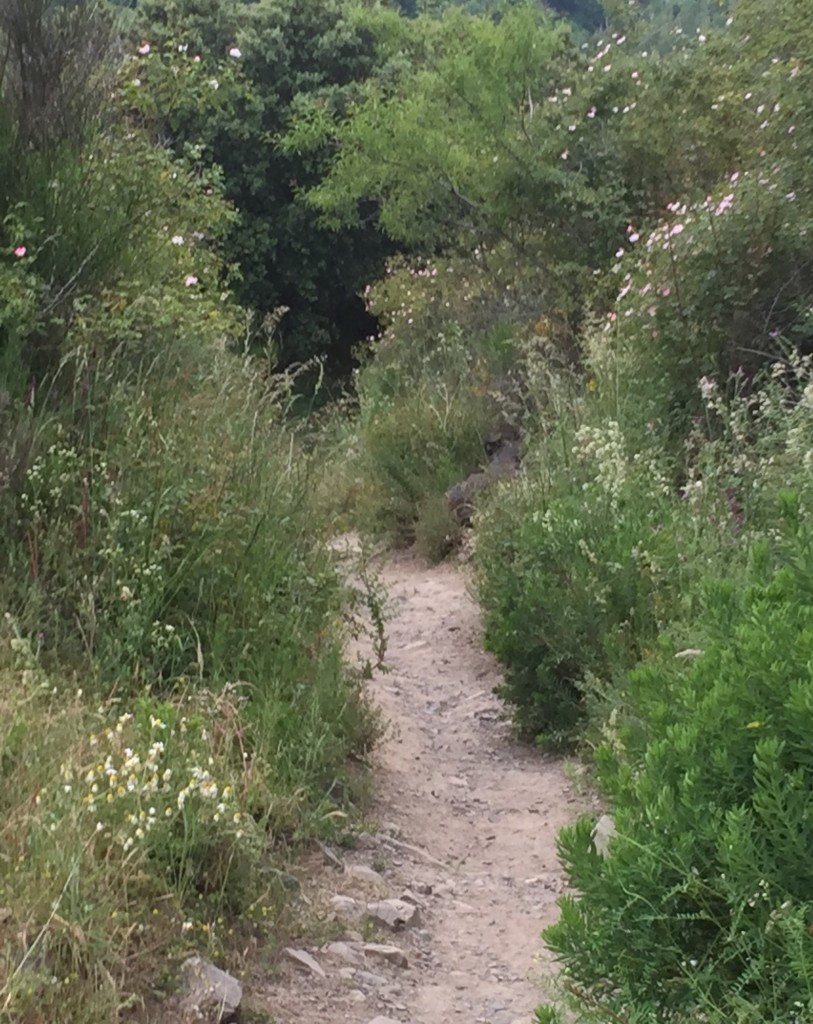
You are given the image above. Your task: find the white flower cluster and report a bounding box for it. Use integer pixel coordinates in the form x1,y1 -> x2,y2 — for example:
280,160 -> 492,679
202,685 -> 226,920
573,420 -> 629,504
55,710 -> 245,856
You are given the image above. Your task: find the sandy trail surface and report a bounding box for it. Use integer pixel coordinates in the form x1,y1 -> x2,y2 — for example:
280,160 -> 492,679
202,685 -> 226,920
251,548 -> 583,1024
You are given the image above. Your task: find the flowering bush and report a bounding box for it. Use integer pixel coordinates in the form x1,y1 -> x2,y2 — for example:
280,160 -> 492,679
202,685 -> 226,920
594,165 -> 813,443
0,625 -> 272,1020
475,408 -> 681,745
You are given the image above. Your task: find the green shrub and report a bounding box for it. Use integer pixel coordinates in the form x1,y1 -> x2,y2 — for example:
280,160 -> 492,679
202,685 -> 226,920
593,168 -> 813,444
545,517 -> 813,1023
414,492 -> 462,563
2,347 -> 379,797
355,378 -> 489,547
475,414 -> 683,746
348,314 -> 501,549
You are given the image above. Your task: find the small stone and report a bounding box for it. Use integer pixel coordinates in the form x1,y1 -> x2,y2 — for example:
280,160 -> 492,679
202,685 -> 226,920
324,941 -> 366,965
346,864 -> 387,886
331,894 -> 364,919
284,947 -> 326,979
366,898 -> 421,930
362,943 -> 409,968
355,969 -> 388,988
180,956 -> 242,1022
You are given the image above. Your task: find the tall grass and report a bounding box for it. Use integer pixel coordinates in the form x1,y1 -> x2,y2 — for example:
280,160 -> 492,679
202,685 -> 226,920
0,339 -> 384,1021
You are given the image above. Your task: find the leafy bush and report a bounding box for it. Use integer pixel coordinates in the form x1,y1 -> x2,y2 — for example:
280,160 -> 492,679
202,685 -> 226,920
545,517 -> 813,1024
475,408 -> 686,745
354,371 -> 490,548
475,335 -> 813,745
330,254 -> 530,554
594,168 -> 813,444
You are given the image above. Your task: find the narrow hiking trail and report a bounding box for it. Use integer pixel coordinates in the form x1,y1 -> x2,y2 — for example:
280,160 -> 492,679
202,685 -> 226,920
253,550 -> 586,1024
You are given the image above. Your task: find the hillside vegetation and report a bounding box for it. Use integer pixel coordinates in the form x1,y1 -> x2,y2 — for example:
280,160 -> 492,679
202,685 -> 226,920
0,2 -> 384,1019
2,0 -> 813,1020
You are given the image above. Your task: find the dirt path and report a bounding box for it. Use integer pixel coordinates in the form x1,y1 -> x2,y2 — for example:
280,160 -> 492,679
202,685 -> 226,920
251,549 -> 583,1024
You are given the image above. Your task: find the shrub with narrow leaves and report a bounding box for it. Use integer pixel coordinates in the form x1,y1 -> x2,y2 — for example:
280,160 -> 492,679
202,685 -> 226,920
546,519 -> 813,1024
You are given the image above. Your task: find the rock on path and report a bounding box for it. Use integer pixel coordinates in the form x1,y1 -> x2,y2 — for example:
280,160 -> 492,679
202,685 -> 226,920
248,548 -> 584,1024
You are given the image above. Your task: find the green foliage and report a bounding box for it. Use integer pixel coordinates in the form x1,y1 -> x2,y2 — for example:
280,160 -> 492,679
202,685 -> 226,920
287,2 -> 624,339
339,256 -> 519,552
354,364 -> 491,549
0,0 -> 159,392
546,526 -> 813,1023
288,1 -> 785,355
475,406 -> 684,745
596,168 -> 813,445
0,4 -> 385,1019
132,0 -> 391,369
413,493 -> 463,562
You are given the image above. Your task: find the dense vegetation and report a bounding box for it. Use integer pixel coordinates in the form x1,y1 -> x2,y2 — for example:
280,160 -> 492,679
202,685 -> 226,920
0,1 -> 384,1019
3,0 -> 813,1020
290,0 -> 813,1021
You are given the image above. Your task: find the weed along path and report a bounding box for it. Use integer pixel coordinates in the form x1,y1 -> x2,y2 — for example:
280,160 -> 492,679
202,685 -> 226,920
254,549 -> 582,1024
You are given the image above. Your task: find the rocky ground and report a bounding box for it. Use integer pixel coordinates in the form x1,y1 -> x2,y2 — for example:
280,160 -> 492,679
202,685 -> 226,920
240,548 -> 588,1024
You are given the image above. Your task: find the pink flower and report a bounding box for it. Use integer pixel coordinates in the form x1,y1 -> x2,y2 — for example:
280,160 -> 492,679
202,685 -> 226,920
13,245 -> 26,257
669,224 -> 685,237
228,47 -> 242,58
184,274 -> 198,287
661,286 -> 671,297
137,42 -> 150,56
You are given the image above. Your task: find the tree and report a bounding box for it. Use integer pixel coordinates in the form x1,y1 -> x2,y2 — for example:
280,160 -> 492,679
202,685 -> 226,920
284,3 -> 632,338
134,0 -> 393,371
